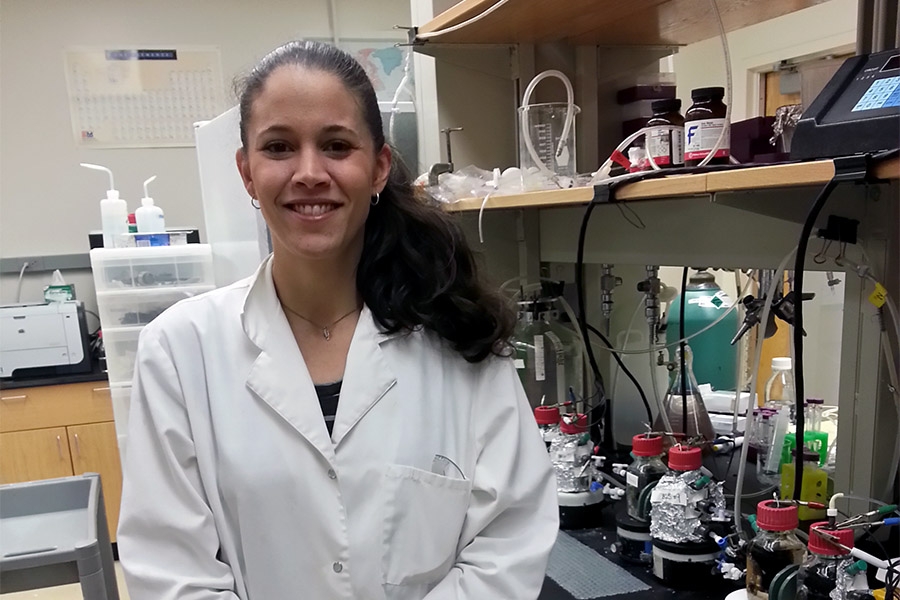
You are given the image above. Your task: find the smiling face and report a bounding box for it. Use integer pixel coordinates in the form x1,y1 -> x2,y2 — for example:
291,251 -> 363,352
236,65 -> 391,266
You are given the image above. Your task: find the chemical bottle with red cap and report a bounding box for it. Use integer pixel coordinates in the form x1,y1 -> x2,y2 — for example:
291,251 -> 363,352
533,405 -> 561,450
746,500 -> 807,600
799,523 -> 870,600
625,433 -> 668,521
649,445 -> 710,543
549,413 -> 605,529
648,445 -> 725,586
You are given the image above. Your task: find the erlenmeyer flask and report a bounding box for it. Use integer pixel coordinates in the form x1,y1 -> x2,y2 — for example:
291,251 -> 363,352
654,345 -> 716,443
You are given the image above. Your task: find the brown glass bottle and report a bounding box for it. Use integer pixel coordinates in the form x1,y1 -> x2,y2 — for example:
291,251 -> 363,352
684,87 -> 729,167
646,99 -> 685,168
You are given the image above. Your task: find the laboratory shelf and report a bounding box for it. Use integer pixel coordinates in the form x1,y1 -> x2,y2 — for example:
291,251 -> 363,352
415,0 -> 825,46
444,157 -> 900,212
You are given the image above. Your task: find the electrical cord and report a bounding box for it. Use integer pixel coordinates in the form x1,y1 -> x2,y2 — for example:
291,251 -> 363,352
84,309 -> 102,336
586,323 -> 653,425
575,199 -> 609,445
15,261 -> 29,304
680,267 -> 688,436
790,151 -> 897,504
792,171 -> 852,502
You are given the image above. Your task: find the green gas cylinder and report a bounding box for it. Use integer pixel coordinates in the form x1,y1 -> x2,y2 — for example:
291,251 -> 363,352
666,270 -> 738,391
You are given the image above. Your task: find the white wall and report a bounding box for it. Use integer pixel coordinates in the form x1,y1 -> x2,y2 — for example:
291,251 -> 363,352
0,0 -> 410,309
672,0 -> 857,121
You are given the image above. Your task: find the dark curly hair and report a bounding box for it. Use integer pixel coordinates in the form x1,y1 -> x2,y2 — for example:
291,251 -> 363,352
236,40 -> 515,363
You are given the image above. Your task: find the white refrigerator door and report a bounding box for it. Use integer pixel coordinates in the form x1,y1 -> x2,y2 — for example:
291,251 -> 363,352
194,107 -> 270,288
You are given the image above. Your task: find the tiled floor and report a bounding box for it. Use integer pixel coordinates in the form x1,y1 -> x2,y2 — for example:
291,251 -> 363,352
1,561 -> 129,599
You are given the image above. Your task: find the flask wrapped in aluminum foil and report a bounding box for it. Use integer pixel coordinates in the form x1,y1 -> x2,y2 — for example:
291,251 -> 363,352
649,469 -> 710,543
549,426 -> 595,493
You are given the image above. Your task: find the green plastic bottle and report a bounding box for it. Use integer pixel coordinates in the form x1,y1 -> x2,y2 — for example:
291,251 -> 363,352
666,270 -> 738,391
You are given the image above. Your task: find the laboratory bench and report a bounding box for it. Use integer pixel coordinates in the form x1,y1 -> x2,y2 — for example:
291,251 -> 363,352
539,524 -> 741,600
0,360 -> 108,390
537,449 -> 769,600
0,371 -> 122,544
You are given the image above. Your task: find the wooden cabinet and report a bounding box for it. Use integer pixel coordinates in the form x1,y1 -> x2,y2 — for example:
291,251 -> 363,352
0,427 -> 73,484
68,421 -> 123,541
0,381 -> 121,542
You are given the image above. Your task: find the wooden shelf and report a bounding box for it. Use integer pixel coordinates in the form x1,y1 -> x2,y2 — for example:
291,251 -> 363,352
416,0 -> 826,46
445,157 -> 900,212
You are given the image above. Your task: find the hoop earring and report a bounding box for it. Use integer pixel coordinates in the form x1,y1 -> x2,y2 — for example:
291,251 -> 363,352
251,197 -> 260,210
371,193 -> 380,206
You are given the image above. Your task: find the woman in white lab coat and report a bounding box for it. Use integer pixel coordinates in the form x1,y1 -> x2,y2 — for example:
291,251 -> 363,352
117,40 -> 558,600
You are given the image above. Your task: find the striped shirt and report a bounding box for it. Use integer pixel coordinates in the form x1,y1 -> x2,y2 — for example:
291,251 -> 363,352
314,380 -> 341,436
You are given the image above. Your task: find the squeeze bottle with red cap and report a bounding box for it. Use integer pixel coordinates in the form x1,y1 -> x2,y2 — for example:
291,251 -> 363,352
799,523 -> 861,600
746,500 -> 806,600
625,433 -> 668,521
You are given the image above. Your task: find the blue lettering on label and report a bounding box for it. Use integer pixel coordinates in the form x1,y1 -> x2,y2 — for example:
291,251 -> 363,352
686,125 -> 698,144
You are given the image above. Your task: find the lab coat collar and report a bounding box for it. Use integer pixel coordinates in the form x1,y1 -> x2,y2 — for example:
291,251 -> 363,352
240,256 -> 401,347
241,256 -> 398,459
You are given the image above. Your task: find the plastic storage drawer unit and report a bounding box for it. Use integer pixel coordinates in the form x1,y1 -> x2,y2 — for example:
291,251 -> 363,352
96,285 -> 214,327
101,326 -> 142,386
0,473 -> 119,598
90,245 -> 214,292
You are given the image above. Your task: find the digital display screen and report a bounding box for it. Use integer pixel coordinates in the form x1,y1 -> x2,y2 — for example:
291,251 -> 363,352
852,76 -> 900,112
882,55 -> 900,72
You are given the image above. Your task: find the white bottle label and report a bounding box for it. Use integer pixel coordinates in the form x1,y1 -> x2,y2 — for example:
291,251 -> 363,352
534,335 -> 545,381
648,128 -> 685,166
684,118 -> 730,161
626,472 -> 640,488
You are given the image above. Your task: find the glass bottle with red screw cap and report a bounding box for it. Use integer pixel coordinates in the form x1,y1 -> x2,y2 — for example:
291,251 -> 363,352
626,433 -> 668,521
534,405 -> 560,450
549,414 -> 592,493
746,500 -> 806,600
798,522 -> 861,600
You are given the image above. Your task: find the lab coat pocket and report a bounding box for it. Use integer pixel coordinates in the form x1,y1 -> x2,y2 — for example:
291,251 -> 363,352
382,463 -> 472,587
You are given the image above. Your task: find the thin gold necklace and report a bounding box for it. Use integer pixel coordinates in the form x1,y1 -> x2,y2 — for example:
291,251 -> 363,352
281,303 -> 360,341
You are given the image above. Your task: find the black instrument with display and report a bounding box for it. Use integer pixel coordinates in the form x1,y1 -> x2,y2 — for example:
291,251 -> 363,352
791,49 -> 900,160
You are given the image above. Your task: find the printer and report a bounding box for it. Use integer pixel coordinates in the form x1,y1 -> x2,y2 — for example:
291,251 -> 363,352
0,301 -> 92,379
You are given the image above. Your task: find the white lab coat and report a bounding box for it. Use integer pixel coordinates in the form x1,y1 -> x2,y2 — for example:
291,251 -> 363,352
117,256 -> 558,600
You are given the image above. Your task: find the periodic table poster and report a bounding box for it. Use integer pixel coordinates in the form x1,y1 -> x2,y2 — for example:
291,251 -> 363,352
65,47 -> 225,148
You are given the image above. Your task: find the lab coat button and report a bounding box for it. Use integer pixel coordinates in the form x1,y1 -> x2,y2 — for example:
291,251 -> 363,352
333,561 -> 343,573
327,469 -> 337,480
